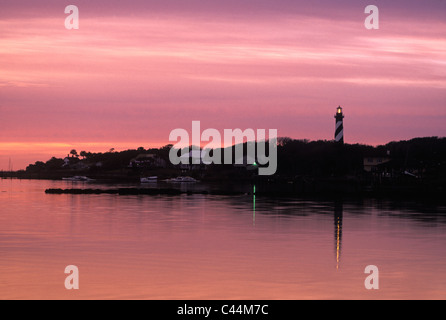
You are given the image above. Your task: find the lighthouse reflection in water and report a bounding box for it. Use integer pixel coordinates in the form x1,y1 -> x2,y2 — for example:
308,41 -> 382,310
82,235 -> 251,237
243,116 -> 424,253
334,201 -> 343,270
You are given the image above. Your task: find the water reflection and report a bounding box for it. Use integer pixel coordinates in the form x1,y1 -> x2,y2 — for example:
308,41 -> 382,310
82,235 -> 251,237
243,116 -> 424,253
253,185 -> 256,227
334,201 -> 343,270
2,179 -> 446,299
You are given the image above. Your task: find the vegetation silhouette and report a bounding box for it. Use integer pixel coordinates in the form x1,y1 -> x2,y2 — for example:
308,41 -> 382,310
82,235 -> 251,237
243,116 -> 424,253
4,136 -> 444,198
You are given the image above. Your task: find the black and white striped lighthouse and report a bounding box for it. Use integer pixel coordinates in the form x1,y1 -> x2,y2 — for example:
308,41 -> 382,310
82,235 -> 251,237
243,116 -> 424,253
334,106 -> 344,144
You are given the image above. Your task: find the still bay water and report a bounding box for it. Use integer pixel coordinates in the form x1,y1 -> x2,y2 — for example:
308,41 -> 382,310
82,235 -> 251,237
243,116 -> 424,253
1,178 -> 446,299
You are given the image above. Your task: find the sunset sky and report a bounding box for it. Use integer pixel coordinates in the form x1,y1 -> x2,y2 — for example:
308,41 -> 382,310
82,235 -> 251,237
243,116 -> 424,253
1,0 -> 445,170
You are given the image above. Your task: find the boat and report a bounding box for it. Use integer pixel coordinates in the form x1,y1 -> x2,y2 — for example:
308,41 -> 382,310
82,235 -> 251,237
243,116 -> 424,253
165,176 -> 197,183
62,176 -> 94,182
140,176 -> 158,183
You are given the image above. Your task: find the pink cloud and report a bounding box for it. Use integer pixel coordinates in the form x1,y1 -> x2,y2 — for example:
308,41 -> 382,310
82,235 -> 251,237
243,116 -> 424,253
1,7 -> 445,169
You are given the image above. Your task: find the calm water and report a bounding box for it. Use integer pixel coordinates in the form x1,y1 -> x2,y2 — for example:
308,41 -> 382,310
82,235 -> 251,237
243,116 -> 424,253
1,178 -> 446,299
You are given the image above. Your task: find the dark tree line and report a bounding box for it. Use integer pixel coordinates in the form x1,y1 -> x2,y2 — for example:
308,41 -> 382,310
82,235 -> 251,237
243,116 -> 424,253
24,137 -> 446,184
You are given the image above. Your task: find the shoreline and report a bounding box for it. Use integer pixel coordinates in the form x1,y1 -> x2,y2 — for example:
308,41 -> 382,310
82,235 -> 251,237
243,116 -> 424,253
42,184 -> 446,202
2,173 -> 445,201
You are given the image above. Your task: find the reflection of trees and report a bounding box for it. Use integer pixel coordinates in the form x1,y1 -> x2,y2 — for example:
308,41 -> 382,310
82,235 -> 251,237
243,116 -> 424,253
373,199 -> 446,225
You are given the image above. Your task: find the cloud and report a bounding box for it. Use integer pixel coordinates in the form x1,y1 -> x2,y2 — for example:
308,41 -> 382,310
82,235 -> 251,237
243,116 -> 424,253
0,1 -> 445,169
1,0 -> 445,22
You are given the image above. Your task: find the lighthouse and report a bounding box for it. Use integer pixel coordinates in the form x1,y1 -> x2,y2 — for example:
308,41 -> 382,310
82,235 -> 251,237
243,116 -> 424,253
334,106 -> 344,144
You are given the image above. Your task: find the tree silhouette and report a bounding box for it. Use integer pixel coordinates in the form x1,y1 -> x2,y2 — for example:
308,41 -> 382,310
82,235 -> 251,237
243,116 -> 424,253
70,149 -> 78,158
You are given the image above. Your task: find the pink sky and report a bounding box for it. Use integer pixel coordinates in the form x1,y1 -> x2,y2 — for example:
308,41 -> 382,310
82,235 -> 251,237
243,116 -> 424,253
1,1 -> 446,169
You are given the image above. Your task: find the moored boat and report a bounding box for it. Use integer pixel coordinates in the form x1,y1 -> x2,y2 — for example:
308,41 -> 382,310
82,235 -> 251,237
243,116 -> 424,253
165,176 -> 197,183
140,176 -> 158,183
62,176 -> 94,182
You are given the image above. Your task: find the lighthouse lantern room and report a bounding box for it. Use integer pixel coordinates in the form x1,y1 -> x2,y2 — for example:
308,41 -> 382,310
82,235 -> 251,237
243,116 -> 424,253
334,106 -> 344,144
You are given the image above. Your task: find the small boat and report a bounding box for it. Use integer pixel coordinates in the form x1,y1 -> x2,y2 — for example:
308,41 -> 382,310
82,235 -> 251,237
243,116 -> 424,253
62,176 -> 94,182
166,176 -> 197,183
140,176 -> 158,183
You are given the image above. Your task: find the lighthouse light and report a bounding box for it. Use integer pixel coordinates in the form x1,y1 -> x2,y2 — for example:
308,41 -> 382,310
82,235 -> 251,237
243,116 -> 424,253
334,106 -> 344,144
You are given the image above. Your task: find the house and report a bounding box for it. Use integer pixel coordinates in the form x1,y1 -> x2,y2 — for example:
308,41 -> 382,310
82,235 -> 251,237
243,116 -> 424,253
129,154 -> 167,169
179,150 -> 207,171
234,155 -> 258,171
363,157 -> 391,173
71,161 -> 90,170
62,157 -> 70,167
62,156 -> 81,168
